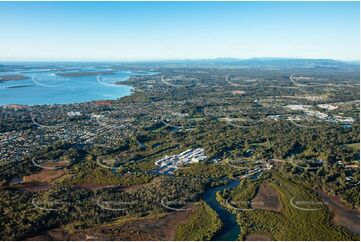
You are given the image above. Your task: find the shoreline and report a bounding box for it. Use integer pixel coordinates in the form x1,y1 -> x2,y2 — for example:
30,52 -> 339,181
0,73 -> 138,107
0,86 -> 134,107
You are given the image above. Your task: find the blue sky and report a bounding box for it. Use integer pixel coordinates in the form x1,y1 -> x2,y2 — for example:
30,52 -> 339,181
0,1 -> 359,61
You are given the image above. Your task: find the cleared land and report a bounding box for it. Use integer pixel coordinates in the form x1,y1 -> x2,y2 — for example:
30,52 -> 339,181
246,234 -> 271,241
26,208 -> 193,241
251,183 -> 282,212
317,190 -> 360,234
23,169 -> 65,183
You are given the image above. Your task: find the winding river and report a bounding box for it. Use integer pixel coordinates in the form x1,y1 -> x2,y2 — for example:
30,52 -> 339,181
203,179 -> 241,241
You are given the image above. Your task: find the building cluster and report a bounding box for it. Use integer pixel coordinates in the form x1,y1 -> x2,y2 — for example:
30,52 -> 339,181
317,104 -> 338,111
285,104 -> 354,123
155,148 -> 207,174
67,111 -> 82,117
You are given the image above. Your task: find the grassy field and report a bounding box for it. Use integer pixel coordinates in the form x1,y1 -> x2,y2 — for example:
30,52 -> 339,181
175,201 -> 222,241
219,171 -> 358,240
346,143 -> 360,151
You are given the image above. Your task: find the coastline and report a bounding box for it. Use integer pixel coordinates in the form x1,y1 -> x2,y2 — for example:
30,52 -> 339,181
0,70 -> 140,107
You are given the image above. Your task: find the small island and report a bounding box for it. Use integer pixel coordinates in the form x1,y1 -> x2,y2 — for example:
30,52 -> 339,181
5,84 -> 36,89
55,71 -> 115,77
0,74 -> 29,82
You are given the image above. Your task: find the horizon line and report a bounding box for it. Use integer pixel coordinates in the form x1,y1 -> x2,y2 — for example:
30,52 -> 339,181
0,57 -> 359,63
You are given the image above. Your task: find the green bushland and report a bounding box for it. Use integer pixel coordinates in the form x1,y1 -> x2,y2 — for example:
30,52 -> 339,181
218,178 -> 260,210
175,163 -> 234,179
0,176 -> 206,240
67,165 -> 154,186
218,171 -> 358,241
283,161 -> 360,209
175,201 -> 222,241
63,156 -> 154,186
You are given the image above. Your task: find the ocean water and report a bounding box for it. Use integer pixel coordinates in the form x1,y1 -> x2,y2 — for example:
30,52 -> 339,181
0,64 -> 153,106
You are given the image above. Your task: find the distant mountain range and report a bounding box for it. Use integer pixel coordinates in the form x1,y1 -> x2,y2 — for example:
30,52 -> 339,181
122,57 -> 360,69
0,58 -> 359,70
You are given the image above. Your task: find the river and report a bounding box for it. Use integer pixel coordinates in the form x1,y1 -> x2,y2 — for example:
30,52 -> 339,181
202,179 -> 241,241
